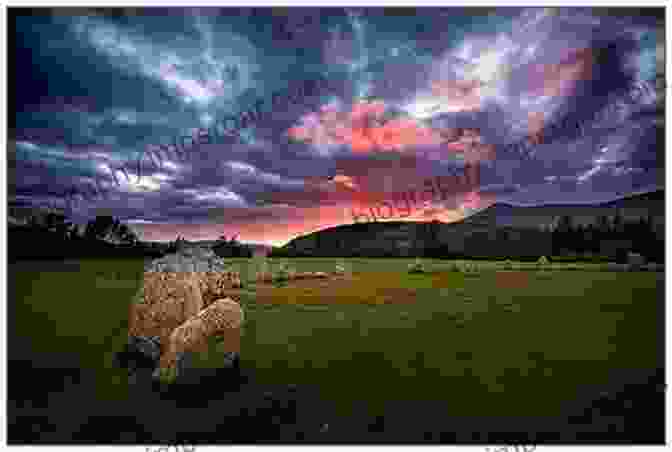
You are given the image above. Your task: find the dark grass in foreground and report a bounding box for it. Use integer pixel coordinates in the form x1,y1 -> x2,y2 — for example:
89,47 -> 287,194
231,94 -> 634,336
7,258 -> 664,443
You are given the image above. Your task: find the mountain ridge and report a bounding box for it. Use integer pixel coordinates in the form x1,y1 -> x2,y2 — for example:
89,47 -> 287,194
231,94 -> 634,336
285,189 -> 664,242
276,189 -> 664,257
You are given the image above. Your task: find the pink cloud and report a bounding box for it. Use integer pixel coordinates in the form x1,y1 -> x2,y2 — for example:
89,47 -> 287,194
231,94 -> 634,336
287,100 -> 449,153
287,101 -> 497,167
528,47 -> 593,98
430,79 -> 484,111
527,112 -> 545,145
460,190 -> 482,211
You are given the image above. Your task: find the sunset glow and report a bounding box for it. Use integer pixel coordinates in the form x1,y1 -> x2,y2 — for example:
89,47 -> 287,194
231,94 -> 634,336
11,8 -> 662,245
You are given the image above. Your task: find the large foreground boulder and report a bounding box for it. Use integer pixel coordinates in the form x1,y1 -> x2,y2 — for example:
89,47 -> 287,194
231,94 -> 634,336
124,247 -> 245,385
156,298 -> 244,382
129,272 -> 205,346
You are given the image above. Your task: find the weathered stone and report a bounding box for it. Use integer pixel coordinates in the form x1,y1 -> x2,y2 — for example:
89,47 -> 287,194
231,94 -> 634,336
606,263 -> 627,272
627,252 -> 646,270
130,247 -> 247,385
408,260 -> 426,273
128,271 -> 204,347
159,298 -> 244,376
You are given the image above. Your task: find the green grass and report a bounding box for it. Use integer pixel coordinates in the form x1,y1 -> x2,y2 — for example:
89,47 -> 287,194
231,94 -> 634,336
8,259 -> 146,401
242,263 -> 661,419
9,257 -> 662,422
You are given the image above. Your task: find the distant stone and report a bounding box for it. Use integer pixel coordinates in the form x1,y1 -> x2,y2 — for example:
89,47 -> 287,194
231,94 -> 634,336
645,263 -> 663,272
606,263 -> 627,272
334,267 -> 345,275
627,252 -> 646,269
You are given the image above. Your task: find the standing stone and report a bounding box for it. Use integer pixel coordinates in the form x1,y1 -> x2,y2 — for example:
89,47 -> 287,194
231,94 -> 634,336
627,252 -> 646,270
131,247 -> 242,384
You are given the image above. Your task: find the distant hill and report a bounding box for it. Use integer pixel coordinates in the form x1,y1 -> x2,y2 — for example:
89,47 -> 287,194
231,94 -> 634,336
460,189 -> 664,230
274,189 -> 664,259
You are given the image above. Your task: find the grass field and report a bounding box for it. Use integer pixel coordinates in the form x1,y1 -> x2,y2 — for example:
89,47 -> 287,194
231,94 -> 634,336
7,257 -> 664,443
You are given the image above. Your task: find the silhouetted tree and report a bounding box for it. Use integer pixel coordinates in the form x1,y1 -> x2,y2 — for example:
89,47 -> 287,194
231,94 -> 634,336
85,215 -> 116,242
115,223 -> 139,245
611,213 -> 625,237
596,215 -> 610,240
573,223 -> 585,253
81,215 -> 141,246
423,220 -> 442,257
26,213 -> 43,231
166,235 -> 186,254
583,223 -> 598,253
213,233 -> 252,258
67,223 -> 81,241
43,212 -> 73,241
553,215 -> 574,255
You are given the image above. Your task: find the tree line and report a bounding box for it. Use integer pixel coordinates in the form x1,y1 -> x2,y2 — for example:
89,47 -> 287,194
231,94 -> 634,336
9,209 -> 256,261
270,214 -> 663,263
549,213 -> 661,261
8,210 -> 160,260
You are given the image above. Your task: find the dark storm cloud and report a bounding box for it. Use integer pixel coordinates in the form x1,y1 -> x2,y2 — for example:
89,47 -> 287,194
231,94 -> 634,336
9,7 -> 664,242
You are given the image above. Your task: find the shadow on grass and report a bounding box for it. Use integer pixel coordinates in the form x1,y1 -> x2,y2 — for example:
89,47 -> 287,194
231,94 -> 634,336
8,352 -> 664,444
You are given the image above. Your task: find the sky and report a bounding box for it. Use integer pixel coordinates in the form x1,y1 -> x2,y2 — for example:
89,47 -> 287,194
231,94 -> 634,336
8,7 -> 665,246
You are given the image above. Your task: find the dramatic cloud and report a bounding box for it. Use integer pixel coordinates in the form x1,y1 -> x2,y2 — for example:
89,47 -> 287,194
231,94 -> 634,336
287,99 -> 449,153
9,7 -> 664,244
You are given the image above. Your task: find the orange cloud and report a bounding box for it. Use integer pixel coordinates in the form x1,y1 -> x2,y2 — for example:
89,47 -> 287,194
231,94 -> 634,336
134,170 -> 490,246
332,174 -> 359,190
288,101 -> 496,165
132,199 -> 483,246
287,100 -> 447,153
